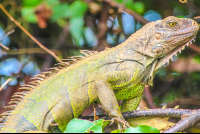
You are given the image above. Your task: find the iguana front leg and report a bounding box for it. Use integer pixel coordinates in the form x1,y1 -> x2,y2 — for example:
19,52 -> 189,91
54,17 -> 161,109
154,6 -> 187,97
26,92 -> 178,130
94,70 -> 143,128
121,84 -> 145,113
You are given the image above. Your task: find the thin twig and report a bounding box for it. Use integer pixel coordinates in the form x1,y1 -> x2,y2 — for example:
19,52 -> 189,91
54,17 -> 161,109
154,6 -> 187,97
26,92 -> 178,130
0,78 -> 12,91
188,43 -> 200,53
0,43 -> 9,50
0,29 -> 15,41
194,16 -> 200,19
0,48 -> 61,55
0,29 -> 15,50
0,4 -> 62,63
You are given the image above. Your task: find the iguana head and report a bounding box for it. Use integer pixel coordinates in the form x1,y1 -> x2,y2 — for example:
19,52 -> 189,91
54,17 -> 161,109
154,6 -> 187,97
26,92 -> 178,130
139,16 -> 199,70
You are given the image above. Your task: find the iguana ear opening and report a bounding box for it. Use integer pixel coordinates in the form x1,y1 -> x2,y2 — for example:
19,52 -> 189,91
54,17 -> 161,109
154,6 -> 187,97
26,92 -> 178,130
151,44 -> 165,58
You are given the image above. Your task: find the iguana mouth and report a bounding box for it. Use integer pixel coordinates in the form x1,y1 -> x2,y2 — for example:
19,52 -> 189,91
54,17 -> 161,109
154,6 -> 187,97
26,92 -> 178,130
155,35 -> 196,70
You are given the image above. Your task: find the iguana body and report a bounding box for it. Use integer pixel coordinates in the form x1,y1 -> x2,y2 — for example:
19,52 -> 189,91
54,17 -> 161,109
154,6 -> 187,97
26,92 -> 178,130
0,16 -> 199,133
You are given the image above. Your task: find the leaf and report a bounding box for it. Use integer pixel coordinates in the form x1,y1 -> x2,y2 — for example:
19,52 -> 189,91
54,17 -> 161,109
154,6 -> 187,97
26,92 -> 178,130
114,0 -> 124,4
45,0 -> 60,6
23,0 -> 41,7
21,7 -> 37,23
125,0 -> 135,11
69,1 -> 88,17
111,129 -> 121,133
90,119 -> 110,133
133,2 -> 145,14
51,4 -> 70,21
64,118 -> 94,133
64,119 -> 109,133
124,125 -> 160,133
193,55 -> 200,64
69,16 -> 84,46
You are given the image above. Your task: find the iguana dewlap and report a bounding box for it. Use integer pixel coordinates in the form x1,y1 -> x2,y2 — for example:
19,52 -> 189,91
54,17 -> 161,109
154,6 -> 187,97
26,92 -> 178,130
0,16 -> 199,133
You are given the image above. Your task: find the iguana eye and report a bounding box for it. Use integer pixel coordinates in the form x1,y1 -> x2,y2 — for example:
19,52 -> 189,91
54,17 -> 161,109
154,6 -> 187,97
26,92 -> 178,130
169,22 -> 177,27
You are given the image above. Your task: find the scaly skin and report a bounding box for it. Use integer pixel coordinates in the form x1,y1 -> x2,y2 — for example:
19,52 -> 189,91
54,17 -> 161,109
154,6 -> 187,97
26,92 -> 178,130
0,16 -> 199,133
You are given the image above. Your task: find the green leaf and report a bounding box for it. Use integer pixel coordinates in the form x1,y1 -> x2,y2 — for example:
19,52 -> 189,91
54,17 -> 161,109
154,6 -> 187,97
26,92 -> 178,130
69,16 -> 84,46
171,72 -> 181,76
133,2 -> 145,14
69,1 -> 88,17
125,0 -> 135,11
64,119 -> 109,133
23,0 -> 41,7
101,120 -> 110,133
90,119 -> 110,133
114,0 -> 124,4
64,118 -> 94,133
177,15 -> 185,18
45,0 -> 60,6
51,4 -> 70,21
124,125 -> 160,133
193,55 -> 200,64
21,7 -> 37,23
111,129 -> 121,133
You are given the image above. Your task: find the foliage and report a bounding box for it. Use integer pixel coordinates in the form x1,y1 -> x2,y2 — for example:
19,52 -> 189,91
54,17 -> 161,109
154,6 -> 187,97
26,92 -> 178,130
123,125 -> 160,133
64,119 -> 109,133
64,118 -> 160,133
21,0 -> 88,46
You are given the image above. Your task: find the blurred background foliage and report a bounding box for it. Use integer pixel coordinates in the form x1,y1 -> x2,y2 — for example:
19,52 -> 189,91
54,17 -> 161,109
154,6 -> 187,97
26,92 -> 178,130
1,0 -> 200,132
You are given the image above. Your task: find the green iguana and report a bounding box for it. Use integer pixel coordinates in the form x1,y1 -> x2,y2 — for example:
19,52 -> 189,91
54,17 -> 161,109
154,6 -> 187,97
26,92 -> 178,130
0,16 -> 199,133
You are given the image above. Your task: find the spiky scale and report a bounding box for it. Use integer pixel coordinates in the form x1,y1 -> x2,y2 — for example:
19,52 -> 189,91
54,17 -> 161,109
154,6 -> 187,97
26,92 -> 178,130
28,82 -> 38,86
62,58 -> 77,62
0,111 -> 12,116
11,95 -> 24,98
42,71 -> 52,75
21,84 -> 36,88
3,105 -> 16,110
34,74 -> 45,78
11,98 -> 22,102
46,67 -> 59,71
8,101 -> 19,105
80,50 -> 91,56
30,77 -> 44,81
18,87 -> 33,91
13,92 -> 27,96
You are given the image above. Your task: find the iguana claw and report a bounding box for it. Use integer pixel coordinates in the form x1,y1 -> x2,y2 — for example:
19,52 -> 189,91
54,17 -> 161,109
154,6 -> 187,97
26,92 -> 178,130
111,117 -> 131,130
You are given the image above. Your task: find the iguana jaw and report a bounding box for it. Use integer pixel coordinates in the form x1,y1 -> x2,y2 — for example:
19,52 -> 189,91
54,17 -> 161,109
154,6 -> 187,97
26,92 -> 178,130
155,35 -> 196,70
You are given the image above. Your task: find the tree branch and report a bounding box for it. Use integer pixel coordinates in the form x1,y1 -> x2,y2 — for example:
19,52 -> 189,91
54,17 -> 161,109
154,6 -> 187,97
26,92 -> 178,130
81,108 -> 200,133
124,109 -> 200,133
103,0 -> 149,25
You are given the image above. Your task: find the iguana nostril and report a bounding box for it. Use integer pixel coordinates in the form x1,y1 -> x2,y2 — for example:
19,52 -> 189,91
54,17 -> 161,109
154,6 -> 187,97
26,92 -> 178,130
153,47 -> 162,53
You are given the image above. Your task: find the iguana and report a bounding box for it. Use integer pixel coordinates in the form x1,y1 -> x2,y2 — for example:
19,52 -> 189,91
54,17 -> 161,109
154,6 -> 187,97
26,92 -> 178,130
0,16 -> 199,133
